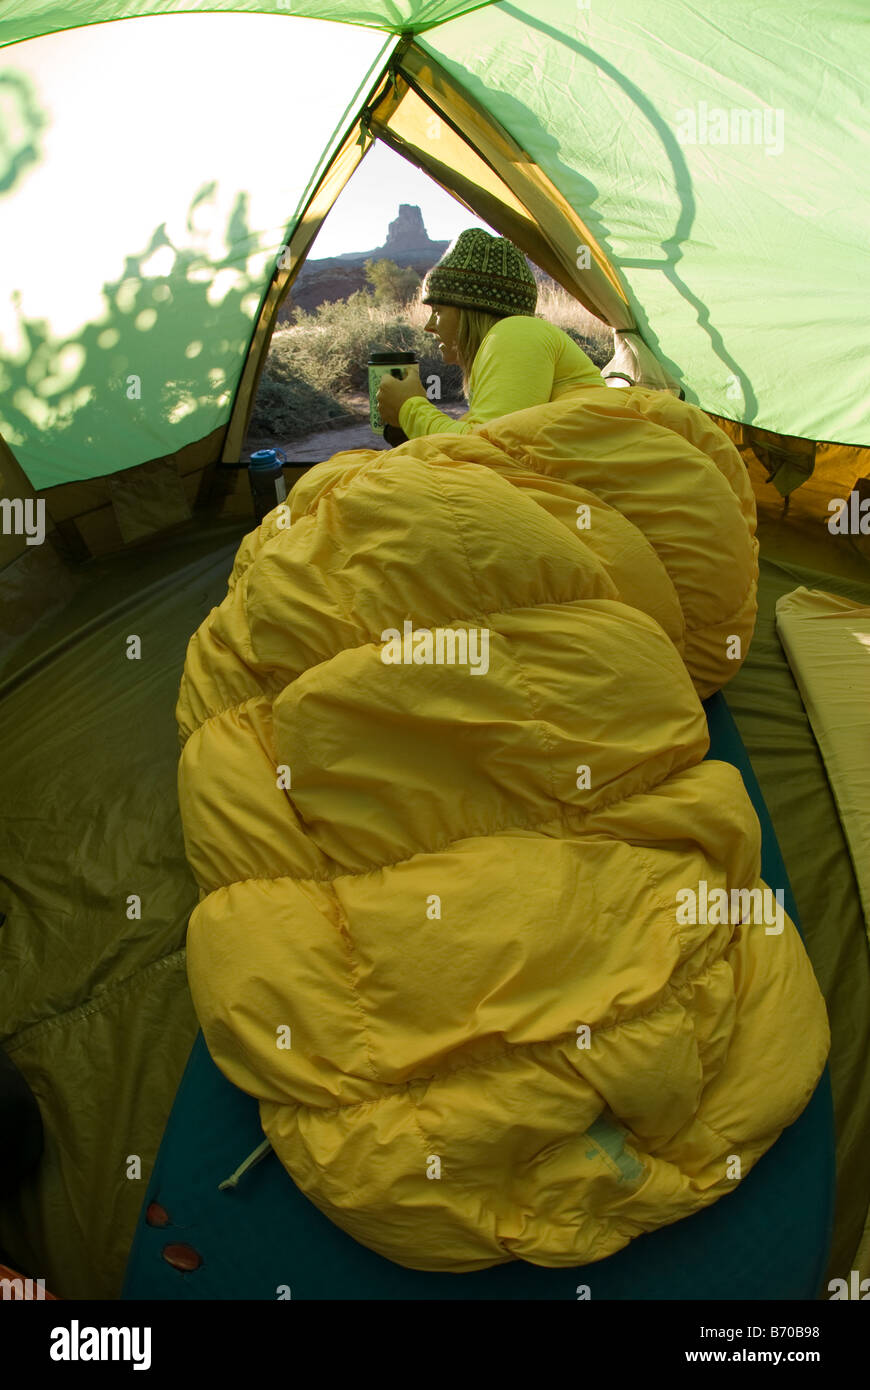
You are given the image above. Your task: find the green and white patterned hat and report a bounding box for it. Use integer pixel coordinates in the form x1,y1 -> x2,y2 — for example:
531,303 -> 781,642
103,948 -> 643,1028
422,228 -> 537,316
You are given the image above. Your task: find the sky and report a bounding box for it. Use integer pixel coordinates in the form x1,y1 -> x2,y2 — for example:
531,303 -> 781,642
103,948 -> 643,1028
312,140 -> 497,258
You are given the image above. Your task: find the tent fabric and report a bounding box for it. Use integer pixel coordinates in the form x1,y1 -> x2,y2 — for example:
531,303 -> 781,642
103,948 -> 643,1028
709,418 -> 870,530
0,523 -> 246,1299
775,587 -> 870,939
0,12 -> 394,490
418,2 -> 869,446
0,1 -> 489,49
371,54 -> 634,330
2,2 -> 868,507
221,119 -> 373,467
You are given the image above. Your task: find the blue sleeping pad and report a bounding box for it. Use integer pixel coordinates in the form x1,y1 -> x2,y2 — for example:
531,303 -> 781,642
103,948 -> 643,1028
122,692 -> 836,1300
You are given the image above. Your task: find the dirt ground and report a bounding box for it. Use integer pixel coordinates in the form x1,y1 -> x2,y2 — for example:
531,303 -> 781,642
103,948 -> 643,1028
244,391 -> 468,467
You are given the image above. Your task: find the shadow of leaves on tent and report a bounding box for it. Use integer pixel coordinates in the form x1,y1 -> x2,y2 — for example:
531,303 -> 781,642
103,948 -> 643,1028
486,6 -> 756,420
0,70 -> 46,196
1,180 -> 273,491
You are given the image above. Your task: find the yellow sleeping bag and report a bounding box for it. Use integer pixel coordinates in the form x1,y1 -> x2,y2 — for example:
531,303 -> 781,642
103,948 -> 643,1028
176,390 -> 828,1272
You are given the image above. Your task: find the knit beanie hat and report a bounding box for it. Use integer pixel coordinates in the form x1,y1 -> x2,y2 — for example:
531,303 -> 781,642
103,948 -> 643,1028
422,229 -> 537,317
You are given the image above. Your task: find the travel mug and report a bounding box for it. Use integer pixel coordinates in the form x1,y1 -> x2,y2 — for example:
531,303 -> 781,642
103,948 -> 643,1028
368,351 -> 418,436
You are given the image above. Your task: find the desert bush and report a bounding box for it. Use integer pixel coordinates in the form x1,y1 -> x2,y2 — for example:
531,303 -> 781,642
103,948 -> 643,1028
248,373 -> 347,439
365,258 -> 423,305
269,292 -> 463,399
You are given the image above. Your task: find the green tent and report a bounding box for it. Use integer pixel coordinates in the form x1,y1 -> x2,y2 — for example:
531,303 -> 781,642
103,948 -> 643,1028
1,1 -> 868,1299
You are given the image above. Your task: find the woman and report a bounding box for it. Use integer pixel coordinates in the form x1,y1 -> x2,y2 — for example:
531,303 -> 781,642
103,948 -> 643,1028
377,227 -> 605,438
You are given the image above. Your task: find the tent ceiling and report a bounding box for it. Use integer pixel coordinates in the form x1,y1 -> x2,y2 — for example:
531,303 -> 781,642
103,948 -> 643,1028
0,12 -> 393,490
368,59 -> 632,328
1,1 -> 867,498
0,1 -> 494,49
418,3 -> 869,447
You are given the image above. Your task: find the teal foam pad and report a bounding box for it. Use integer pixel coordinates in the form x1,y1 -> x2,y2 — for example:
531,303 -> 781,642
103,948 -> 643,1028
122,692 -> 836,1300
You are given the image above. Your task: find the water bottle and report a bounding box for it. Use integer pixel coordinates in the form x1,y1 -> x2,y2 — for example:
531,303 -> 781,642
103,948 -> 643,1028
248,448 -> 287,522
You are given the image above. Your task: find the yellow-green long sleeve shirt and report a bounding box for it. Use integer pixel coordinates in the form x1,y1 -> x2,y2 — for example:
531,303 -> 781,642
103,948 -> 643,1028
398,314 -> 606,438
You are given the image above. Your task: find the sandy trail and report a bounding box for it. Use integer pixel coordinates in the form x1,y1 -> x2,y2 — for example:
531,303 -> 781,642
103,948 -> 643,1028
244,392 -> 468,466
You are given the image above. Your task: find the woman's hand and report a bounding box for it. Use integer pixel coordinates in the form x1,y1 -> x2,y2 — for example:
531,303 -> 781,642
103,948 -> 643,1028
377,365 -> 428,427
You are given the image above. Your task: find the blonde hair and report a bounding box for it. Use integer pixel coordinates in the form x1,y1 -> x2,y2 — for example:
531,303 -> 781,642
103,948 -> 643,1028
455,308 -> 509,398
